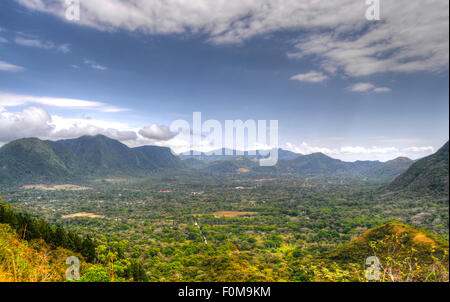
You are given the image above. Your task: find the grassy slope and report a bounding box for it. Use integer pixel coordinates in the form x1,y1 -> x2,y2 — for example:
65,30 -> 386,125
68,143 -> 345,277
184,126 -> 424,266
327,222 -> 449,263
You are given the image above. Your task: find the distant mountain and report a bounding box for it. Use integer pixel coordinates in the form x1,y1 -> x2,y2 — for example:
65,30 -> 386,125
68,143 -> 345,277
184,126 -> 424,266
0,135 -> 184,184
183,149 -> 413,179
200,157 -> 257,174
277,153 -> 413,178
179,148 -> 302,162
351,160 -> 382,172
0,135 -> 428,183
182,158 -> 208,170
386,142 -> 449,196
277,149 -> 303,160
277,152 -> 355,175
364,157 -> 414,180
180,148 -> 242,162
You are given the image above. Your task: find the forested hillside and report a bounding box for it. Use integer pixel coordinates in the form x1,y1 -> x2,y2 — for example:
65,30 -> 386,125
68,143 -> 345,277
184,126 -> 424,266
0,135 -> 184,184
387,141 -> 449,196
0,194 -> 147,282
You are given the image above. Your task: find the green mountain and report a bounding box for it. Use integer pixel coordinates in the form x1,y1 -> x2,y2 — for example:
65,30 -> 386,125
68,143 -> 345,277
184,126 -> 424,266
276,153 -> 412,178
277,152 -> 354,175
200,157 -> 257,173
0,138 -> 81,183
179,148 -> 302,162
365,157 -> 414,180
0,135 -> 184,184
58,135 -> 145,173
188,150 -> 413,178
0,135 -> 431,183
133,145 -> 184,170
387,141 -> 449,196
182,158 -> 208,170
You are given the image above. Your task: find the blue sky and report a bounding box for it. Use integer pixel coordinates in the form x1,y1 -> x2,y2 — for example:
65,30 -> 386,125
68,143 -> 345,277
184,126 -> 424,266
0,0 -> 448,161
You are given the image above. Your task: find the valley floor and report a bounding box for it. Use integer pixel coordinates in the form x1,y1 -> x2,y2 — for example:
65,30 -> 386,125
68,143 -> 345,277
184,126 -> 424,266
1,173 -> 448,282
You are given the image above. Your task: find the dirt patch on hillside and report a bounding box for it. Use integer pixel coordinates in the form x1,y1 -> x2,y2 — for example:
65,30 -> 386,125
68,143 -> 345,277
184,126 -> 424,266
213,211 -> 257,218
23,184 -> 90,191
413,233 -> 435,245
62,212 -> 104,219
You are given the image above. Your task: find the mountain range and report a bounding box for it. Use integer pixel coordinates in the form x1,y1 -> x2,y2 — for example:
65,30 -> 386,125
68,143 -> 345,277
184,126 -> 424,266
183,149 -> 415,180
0,135 -> 183,184
179,148 -> 301,162
1,135 -> 447,194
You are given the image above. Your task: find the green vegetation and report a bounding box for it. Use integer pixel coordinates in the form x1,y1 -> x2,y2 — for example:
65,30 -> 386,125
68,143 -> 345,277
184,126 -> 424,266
387,142 -> 449,196
0,135 -> 184,184
0,193 -> 148,282
0,137 -> 448,282
0,222 -> 76,282
0,199 -> 96,262
1,168 -> 447,282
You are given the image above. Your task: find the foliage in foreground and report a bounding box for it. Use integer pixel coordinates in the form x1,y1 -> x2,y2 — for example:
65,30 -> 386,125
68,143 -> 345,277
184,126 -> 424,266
0,223 -> 76,281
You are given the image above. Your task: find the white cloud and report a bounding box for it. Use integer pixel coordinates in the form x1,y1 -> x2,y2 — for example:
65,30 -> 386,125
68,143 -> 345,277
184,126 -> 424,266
373,87 -> 391,93
139,124 -> 178,141
403,146 -> 434,153
349,82 -> 391,93
289,1 -> 448,77
14,35 -> 71,53
284,141 -> 436,161
16,0 -> 363,41
369,137 -> 424,144
15,36 -> 54,49
349,83 -> 375,92
291,71 -> 328,83
285,142 -> 340,156
340,146 -> 398,155
50,115 -> 132,132
58,44 -> 71,53
15,0 -> 448,77
0,92 -> 127,112
0,104 -> 439,161
0,106 -> 54,142
84,59 -> 107,70
0,37 -> 8,43
53,125 -> 137,141
0,60 -> 24,72
0,106 -> 138,145
0,105 -> 188,152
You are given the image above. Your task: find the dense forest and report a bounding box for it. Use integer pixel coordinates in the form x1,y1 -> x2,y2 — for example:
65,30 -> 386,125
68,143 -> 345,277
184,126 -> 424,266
0,138 -> 448,282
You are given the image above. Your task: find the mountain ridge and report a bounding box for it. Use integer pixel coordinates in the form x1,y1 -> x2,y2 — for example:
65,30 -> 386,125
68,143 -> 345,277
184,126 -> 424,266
0,135 -> 184,184
0,135 -> 426,183
386,141 -> 449,196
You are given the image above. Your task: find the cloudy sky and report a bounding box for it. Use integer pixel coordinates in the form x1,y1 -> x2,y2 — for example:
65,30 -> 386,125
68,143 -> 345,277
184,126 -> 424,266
0,0 -> 448,161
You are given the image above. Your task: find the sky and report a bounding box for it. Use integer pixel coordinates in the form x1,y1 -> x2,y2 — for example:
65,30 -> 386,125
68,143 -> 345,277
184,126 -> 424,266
0,0 -> 448,162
